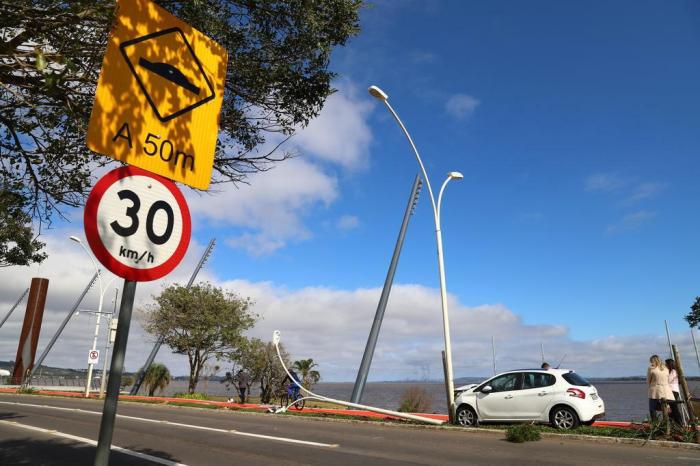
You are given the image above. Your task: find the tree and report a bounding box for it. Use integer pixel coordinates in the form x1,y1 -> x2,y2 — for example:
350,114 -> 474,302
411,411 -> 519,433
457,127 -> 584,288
120,375 -> 134,390
0,190 -> 46,266
233,337 -> 289,404
292,358 -> 320,389
0,1 -> 362,226
143,363 -> 171,397
685,297 -> 700,329
142,282 -> 256,393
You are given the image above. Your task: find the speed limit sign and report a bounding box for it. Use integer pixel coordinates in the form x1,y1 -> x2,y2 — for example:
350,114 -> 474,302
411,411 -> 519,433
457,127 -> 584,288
84,166 -> 191,281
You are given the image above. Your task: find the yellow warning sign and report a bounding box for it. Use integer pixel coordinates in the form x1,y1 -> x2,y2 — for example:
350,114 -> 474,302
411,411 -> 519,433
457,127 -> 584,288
87,0 -> 228,190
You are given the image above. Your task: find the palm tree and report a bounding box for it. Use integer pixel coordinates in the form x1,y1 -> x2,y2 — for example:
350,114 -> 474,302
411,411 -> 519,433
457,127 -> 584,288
292,359 -> 320,389
143,363 -> 171,397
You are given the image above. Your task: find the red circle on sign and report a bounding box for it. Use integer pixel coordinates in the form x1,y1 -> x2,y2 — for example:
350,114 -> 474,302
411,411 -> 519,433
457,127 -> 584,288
84,166 -> 191,281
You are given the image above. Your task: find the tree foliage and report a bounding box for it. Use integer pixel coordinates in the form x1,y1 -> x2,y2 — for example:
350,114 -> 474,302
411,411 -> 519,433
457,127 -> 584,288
143,362 -> 171,397
0,189 -> 46,266
142,282 -> 256,393
685,297 -> 700,329
292,358 -> 320,389
0,0 -> 362,222
233,337 -> 289,404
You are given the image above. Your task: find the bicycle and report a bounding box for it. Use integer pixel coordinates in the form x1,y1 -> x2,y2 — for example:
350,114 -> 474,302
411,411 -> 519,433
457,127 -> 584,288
280,384 -> 305,410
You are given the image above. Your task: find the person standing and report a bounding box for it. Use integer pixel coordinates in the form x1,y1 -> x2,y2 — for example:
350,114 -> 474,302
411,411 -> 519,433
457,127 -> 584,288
646,354 -> 673,422
236,369 -> 251,404
665,359 -> 683,424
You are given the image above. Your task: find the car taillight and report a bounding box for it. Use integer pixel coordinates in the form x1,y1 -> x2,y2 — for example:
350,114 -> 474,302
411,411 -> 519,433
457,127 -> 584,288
567,388 -> 586,399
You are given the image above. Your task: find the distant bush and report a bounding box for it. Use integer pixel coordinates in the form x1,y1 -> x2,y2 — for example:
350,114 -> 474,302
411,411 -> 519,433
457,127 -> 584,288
173,392 -> 208,400
397,387 -> 432,413
120,375 -> 134,389
16,387 -> 37,395
506,423 -> 541,443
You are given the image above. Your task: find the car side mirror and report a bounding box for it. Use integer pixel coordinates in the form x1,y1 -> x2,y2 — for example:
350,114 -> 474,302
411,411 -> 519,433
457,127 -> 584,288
481,385 -> 493,393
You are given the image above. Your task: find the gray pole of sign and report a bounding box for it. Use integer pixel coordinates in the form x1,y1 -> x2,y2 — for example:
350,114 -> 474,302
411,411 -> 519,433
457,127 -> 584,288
0,288 -> 29,330
27,273 -> 99,383
129,238 -> 216,396
94,279 -> 137,466
351,175 -> 421,403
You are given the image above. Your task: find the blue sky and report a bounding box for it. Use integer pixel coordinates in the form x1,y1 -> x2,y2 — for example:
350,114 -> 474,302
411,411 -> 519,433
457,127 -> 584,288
2,1 -> 700,381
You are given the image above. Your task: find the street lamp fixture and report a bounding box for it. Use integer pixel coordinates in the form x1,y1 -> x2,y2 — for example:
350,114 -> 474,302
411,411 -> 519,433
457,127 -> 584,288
369,84 -> 463,422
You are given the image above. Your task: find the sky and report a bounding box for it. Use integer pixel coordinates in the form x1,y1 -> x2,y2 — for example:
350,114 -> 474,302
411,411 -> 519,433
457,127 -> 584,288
2,0 -> 700,382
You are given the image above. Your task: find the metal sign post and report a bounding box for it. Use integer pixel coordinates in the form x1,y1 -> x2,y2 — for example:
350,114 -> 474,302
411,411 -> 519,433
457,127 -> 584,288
94,280 -> 137,466
84,167 -> 191,465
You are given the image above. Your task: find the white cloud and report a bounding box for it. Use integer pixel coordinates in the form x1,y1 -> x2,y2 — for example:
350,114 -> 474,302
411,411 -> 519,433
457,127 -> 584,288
3,229 -> 696,384
625,182 -> 666,204
408,51 -> 437,64
445,94 -> 480,119
336,215 -> 360,231
606,210 -> 657,234
188,157 -> 337,255
292,82 -> 373,170
584,173 -> 627,192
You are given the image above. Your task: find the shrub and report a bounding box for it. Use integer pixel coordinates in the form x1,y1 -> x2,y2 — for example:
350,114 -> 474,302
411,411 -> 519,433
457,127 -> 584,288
16,387 -> 37,395
397,387 -> 432,413
506,423 -> 541,443
173,392 -> 208,400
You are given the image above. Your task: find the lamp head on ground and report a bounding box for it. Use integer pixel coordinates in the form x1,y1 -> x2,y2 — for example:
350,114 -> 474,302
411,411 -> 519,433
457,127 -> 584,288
448,171 -> 464,180
69,235 -> 82,243
368,85 -> 388,101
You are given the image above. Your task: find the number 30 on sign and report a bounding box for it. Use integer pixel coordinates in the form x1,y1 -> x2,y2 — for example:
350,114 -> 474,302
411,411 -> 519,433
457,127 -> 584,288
84,166 -> 191,281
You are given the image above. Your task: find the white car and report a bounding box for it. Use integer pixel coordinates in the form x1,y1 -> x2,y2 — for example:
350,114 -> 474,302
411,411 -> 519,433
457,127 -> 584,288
453,368 -> 605,429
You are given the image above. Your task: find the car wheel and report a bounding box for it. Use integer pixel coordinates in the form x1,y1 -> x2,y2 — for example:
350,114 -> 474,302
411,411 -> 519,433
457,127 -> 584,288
550,406 -> 579,430
456,405 -> 478,427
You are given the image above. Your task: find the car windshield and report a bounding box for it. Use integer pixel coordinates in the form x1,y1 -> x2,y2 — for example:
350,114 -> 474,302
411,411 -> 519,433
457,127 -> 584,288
562,372 -> 591,386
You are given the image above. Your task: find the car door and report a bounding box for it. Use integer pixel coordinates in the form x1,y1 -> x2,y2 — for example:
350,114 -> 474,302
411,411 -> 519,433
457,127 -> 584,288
475,372 -> 523,420
512,372 -> 557,420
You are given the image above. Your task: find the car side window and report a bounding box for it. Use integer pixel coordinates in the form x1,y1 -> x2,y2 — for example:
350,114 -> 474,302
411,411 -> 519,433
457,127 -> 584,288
524,372 -> 556,388
488,373 -> 521,392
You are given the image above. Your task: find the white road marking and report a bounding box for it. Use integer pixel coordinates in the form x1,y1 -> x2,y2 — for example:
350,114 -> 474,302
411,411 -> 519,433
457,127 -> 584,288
0,400 -> 338,448
0,419 -> 187,466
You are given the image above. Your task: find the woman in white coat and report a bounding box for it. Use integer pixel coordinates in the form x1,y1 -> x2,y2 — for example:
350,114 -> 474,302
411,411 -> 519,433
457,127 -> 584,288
647,354 -> 674,421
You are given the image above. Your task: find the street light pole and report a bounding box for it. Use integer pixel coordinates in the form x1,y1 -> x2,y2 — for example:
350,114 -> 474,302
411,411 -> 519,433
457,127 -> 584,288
368,85 -> 463,423
70,236 -> 110,398
99,287 -> 119,398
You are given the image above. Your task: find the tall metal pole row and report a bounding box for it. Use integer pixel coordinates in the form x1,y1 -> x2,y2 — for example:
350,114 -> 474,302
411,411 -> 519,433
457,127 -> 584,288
130,239 -> 216,395
351,175 -> 422,403
27,272 -> 99,383
690,328 -> 700,372
0,288 -> 29,330
671,345 -> 699,444
94,280 -> 137,466
664,319 -> 674,359
492,336 -> 496,375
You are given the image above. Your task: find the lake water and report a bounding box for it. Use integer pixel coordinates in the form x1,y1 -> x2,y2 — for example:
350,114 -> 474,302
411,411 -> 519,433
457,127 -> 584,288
158,379 -> 700,422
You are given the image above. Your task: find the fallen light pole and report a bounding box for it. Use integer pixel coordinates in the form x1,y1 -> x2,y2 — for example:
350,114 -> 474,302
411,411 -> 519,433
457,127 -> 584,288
273,330 -> 443,425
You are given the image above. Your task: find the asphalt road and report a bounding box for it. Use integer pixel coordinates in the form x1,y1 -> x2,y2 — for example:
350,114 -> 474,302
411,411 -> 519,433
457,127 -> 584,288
0,393 -> 698,466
